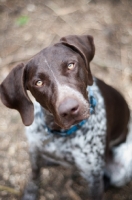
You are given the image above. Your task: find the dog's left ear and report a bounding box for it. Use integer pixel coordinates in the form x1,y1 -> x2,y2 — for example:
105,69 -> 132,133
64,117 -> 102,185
60,35 -> 95,85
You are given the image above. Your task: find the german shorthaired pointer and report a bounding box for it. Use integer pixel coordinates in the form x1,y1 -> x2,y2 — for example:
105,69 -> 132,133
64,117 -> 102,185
0,35 -> 132,200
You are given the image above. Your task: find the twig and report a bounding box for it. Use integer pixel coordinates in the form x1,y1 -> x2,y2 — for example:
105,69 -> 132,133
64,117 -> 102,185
44,1 -> 79,16
0,184 -> 20,195
0,48 -> 40,69
65,180 -> 82,200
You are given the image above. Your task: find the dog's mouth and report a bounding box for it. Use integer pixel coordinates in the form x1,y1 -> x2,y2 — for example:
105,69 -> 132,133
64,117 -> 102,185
57,112 -> 90,130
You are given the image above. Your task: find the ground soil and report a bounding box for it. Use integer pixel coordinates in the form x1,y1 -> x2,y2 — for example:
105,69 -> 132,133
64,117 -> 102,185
0,0 -> 132,199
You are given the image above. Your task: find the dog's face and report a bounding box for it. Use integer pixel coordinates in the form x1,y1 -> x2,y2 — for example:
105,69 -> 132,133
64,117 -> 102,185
25,44 -> 90,128
0,35 -> 95,128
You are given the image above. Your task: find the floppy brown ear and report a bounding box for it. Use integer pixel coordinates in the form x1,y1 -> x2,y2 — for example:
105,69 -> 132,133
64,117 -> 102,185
0,63 -> 34,126
60,35 -> 95,85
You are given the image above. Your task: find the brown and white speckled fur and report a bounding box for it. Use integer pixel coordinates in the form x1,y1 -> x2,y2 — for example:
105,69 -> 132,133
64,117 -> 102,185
0,35 -> 131,200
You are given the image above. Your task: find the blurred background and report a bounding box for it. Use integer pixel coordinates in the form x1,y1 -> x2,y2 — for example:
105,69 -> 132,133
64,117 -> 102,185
0,0 -> 132,199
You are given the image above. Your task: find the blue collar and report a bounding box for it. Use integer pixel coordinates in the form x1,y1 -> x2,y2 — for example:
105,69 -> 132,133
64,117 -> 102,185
88,86 -> 97,114
47,119 -> 87,137
45,87 -> 97,137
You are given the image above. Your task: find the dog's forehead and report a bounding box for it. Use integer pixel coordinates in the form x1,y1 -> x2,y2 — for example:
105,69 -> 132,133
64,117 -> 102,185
33,43 -> 79,64
44,43 -> 77,59
27,43 -> 80,75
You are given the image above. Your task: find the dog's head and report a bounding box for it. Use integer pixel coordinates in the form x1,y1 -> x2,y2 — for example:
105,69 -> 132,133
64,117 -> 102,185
0,35 -> 95,129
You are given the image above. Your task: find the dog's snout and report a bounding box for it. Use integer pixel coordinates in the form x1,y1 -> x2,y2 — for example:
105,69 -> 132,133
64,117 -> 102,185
58,98 -> 79,118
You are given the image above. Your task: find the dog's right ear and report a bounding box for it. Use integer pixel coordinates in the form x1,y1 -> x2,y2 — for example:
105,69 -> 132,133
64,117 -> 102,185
0,63 -> 34,126
60,35 -> 95,86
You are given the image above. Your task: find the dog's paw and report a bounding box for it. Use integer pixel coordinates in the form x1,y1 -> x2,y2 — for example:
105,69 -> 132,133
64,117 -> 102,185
103,173 -> 111,191
21,181 -> 39,200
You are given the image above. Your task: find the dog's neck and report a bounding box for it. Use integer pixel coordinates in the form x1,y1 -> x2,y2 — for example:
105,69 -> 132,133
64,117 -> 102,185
42,108 -> 62,131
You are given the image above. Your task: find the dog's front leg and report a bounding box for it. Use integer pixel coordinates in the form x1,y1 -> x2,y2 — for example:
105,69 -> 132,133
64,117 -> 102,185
75,140 -> 106,200
80,165 -> 105,200
87,172 -> 104,200
21,147 -> 41,200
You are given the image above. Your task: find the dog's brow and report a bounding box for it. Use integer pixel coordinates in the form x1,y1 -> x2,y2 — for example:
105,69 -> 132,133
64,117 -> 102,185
44,57 -> 59,85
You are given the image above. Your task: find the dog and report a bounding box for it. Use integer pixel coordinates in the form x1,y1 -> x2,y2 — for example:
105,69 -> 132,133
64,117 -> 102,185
0,35 -> 132,200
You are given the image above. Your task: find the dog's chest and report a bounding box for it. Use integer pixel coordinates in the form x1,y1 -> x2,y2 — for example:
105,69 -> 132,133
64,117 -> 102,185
26,81 -> 107,168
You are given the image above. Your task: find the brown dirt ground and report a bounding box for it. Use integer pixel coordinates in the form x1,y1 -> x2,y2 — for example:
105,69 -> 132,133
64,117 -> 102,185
0,0 -> 132,199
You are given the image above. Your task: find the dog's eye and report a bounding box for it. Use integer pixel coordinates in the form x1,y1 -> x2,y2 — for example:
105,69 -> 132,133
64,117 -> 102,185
35,80 -> 43,87
67,63 -> 75,70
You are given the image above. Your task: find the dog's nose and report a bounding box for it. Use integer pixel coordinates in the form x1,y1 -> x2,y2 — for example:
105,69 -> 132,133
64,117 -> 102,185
58,98 -> 79,118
